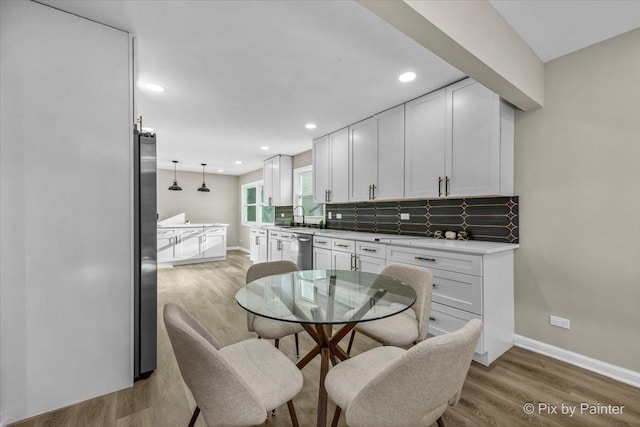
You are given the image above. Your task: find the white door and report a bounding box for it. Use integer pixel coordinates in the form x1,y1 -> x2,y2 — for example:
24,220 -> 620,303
349,117 -> 377,202
280,240 -> 292,263
268,238 -> 281,262
313,136 -> 330,203
356,255 -> 385,274
263,157 -> 274,206
157,229 -> 175,262
270,156 -> 281,206
446,79 -> 501,196
201,227 -> 225,258
376,105 -> 405,200
404,89 -> 446,198
313,247 -> 332,270
257,236 -> 269,263
249,231 -> 259,262
332,250 -> 353,271
175,229 -> 201,260
329,128 -> 349,203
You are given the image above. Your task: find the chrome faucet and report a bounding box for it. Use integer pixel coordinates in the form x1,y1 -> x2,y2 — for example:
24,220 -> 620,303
292,205 -> 305,226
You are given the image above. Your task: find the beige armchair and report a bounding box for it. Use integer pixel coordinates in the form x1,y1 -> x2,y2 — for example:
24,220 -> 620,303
246,260 -> 305,356
326,318 -> 482,427
164,303 -> 303,427
347,263 -> 433,353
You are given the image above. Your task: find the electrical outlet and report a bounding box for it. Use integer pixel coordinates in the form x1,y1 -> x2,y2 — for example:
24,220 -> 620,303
336,213 -> 342,219
328,212 -> 332,219
400,213 -> 410,220
550,315 -> 571,329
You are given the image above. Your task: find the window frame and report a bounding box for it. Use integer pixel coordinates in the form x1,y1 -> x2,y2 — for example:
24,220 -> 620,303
293,165 -> 325,224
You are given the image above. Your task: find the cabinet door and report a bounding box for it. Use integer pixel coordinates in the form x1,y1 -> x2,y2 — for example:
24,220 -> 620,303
332,250 -> 353,271
329,128 -> 349,203
249,233 -> 258,262
201,227 -> 225,258
404,89 -> 446,198
446,80 -> 501,196
263,157 -> 274,206
376,105 -> 405,200
357,255 -> 385,274
175,229 -> 201,260
313,247 -> 333,270
280,240 -> 292,263
258,236 -> 269,263
349,117 -> 377,202
271,156 -> 281,206
268,238 -> 281,262
157,229 -> 175,262
313,136 -> 330,204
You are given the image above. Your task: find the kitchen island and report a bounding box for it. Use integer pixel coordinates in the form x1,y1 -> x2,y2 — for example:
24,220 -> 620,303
157,223 -> 228,265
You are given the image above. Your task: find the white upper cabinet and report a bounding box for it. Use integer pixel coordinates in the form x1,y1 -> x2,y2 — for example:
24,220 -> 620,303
375,105 -> 405,200
349,105 -> 405,202
349,117 -> 377,202
263,155 -> 293,206
313,128 -> 349,203
445,79 -> 507,196
404,89 -> 447,199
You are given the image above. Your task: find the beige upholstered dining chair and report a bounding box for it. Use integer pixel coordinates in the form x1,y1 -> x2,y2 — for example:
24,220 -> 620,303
246,260 -> 305,356
164,303 -> 303,427
347,263 -> 433,353
326,318 -> 482,427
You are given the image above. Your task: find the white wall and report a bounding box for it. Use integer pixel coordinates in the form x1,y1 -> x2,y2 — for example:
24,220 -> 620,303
157,169 -> 240,246
0,1 -> 132,424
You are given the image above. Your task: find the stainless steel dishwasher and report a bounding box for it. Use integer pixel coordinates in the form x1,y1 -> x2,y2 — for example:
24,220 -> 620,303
290,232 -> 313,270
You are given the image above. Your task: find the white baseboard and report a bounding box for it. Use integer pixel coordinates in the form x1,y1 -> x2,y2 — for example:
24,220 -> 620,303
514,335 -> 640,389
228,246 -> 249,254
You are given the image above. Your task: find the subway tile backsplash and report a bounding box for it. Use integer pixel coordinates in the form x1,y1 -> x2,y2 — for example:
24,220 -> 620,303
326,196 -> 519,243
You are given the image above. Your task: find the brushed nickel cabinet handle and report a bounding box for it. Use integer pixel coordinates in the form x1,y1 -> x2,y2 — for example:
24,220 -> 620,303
371,184 -> 376,200
438,177 -> 443,197
445,176 -> 450,196
336,244 -> 350,248
362,248 -> 377,252
415,256 -> 436,262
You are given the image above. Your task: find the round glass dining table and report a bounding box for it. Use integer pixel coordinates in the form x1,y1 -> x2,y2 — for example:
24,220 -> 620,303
235,269 -> 416,427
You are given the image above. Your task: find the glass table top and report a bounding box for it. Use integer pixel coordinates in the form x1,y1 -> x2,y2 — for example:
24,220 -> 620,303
235,270 -> 417,325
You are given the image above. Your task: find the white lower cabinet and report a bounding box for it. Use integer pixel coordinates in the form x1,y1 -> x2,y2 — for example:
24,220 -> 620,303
332,250 -> 353,270
157,229 -> 176,263
250,228 -> 268,263
356,255 -> 385,274
386,245 -> 513,366
201,227 -> 226,259
158,225 -> 228,264
313,247 -> 332,270
268,230 -> 292,262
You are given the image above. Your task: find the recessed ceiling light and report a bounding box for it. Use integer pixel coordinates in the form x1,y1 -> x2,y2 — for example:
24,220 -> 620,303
235,161 -> 242,164
305,123 -> 317,130
261,146 -> 269,150
137,81 -> 165,92
218,169 -> 224,173
398,72 -> 416,83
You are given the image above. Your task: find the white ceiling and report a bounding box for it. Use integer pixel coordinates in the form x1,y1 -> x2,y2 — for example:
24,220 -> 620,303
490,0 -> 640,63
42,1 -> 640,175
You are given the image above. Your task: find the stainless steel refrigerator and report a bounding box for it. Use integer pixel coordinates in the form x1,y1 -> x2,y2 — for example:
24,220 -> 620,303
134,129 -> 157,380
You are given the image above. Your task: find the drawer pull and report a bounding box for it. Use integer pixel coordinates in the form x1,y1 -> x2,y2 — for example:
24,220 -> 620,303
316,240 -> 328,244
336,244 -> 350,248
429,316 -> 436,321
415,256 -> 436,262
362,248 -> 377,252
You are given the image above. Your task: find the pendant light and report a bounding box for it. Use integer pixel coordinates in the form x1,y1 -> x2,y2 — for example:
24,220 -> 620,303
197,163 -> 210,192
168,160 -> 182,191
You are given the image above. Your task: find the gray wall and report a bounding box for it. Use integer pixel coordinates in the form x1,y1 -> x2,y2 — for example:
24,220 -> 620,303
157,169 -> 240,247
238,150 -> 312,250
1,1 -> 132,423
514,28 -> 640,371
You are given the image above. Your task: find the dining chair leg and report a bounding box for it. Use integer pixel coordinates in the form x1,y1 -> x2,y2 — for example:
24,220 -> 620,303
295,333 -> 300,358
188,406 -> 200,427
275,338 -> 280,349
287,400 -> 300,427
331,406 -> 341,427
346,330 -> 356,355
436,416 -> 446,427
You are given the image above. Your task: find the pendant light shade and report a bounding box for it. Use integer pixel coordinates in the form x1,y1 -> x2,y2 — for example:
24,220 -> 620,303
168,160 -> 182,191
198,163 -> 210,192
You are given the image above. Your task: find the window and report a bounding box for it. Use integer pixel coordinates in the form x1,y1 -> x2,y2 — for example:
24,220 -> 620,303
242,181 -> 274,226
293,165 -> 324,223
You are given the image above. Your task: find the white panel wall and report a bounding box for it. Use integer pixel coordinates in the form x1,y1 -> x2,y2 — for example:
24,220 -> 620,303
0,1 -> 132,424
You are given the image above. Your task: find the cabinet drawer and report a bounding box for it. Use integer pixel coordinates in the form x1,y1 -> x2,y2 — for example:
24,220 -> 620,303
268,230 -> 281,238
386,245 -> 482,276
355,241 -> 386,259
428,302 -> 483,354
313,236 -> 333,248
431,268 -> 482,315
332,238 -> 355,253
251,229 -> 267,237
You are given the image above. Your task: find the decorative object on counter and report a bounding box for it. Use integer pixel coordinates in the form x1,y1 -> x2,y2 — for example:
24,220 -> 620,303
445,231 -> 457,240
433,230 -> 444,239
185,219 -> 190,224
318,219 -> 325,229
457,231 -> 470,241
197,163 -> 210,192
168,160 -> 182,191
325,196 -> 519,244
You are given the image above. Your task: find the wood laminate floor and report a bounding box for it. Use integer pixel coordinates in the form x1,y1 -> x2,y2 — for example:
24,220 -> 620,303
11,251 -> 640,426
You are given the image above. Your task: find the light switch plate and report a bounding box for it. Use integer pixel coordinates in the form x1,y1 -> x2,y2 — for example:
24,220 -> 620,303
400,213 -> 410,220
